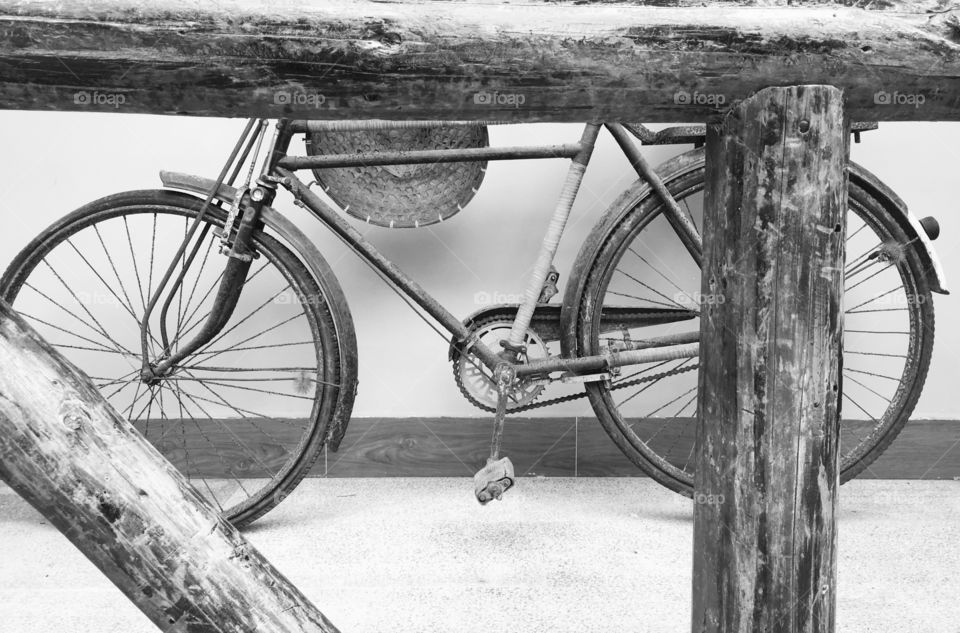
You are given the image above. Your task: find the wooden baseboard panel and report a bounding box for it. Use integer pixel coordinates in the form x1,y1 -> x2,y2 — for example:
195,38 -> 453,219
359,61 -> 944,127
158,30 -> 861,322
317,418 -> 960,479
135,417 -> 960,479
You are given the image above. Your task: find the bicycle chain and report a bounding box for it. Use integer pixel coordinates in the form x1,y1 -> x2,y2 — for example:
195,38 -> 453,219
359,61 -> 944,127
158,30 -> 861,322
455,348 -> 699,414
505,361 -> 700,413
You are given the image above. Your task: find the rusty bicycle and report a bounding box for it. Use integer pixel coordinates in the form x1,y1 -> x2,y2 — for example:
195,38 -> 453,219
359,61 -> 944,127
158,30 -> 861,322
1,119 -> 944,526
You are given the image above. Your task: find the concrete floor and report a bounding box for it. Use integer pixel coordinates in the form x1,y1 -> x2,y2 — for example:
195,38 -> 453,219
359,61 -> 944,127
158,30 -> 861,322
0,478 -> 958,633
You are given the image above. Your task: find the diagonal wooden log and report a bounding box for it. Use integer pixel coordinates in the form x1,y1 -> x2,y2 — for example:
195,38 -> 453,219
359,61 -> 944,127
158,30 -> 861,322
693,84 -> 846,632
0,301 -> 339,633
0,0 -> 958,121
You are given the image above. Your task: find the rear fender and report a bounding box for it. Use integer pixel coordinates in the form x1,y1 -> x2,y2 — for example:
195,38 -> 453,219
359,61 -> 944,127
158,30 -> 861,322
559,148 -> 948,358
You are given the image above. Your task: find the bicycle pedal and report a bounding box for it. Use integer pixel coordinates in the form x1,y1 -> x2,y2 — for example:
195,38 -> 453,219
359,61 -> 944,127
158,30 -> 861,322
474,456 -> 515,505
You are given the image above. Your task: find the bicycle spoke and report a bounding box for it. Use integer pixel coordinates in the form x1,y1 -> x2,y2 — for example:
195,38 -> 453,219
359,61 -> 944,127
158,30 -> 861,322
611,359 -> 673,386
26,277 -> 133,356
92,224 -> 139,318
173,378 -> 315,401
184,366 -> 318,373
845,329 -> 909,335
842,391 -> 878,422
655,389 -> 699,461
65,237 -> 143,325
131,385 -> 161,427
639,384 -> 698,443
187,311 -> 303,368
174,269 -> 225,343
95,368 -> 140,391
845,367 -> 901,383
102,375 -> 139,400
122,380 -> 148,419
190,340 -> 314,356
168,386 -> 255,500
681,197 -> 701,238
175,387 -> 282,469
844,372 -> 894,405
122,215 -> 148,313
173,217 -> 189,340
846,261 -> 893,291
845,285 -> 904,313
606,289 -> 679,310
18,310 -> 133,357
8,202 -> 330,525
613,267 -> 687,309
172,261 -> 272,348
845,350 -> 907,359
146,213 -> 157,318
176,228 -> 217,339
844,243 -> 881,276
627,246 -> 697,305
845,222 -> 869,244
846,307 -> 908,315
618,358 -> 693,409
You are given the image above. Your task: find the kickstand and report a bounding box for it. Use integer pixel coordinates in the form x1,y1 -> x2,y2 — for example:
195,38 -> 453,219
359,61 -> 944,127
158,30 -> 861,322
474,364 -> 517,504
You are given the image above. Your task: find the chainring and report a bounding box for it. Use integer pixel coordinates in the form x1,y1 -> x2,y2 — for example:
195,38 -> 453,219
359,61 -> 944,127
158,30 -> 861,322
452,316 -> 549,413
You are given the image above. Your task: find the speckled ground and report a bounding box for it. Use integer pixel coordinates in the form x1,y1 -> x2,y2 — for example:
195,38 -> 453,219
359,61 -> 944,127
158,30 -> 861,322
1,478 -> 957,633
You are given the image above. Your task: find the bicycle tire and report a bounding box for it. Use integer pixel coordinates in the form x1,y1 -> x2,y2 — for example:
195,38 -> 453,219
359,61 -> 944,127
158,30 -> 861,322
0,190 -> 351,526
572,152 -> 935,495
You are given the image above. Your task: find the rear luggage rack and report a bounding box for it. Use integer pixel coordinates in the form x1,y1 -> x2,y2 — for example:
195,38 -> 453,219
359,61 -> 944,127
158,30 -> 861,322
625,121 -> 879,146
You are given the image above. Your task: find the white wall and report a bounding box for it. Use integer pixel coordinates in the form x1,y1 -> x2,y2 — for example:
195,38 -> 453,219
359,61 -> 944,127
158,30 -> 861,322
1,112 -> 958,418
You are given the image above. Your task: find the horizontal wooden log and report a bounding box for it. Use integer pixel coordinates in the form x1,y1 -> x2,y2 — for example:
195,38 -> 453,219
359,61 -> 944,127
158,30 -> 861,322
0,0 -> 958,121
0,300 -> 339,633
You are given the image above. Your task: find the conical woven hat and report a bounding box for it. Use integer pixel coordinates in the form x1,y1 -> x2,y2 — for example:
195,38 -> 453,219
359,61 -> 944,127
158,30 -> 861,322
306,125 -> 488,228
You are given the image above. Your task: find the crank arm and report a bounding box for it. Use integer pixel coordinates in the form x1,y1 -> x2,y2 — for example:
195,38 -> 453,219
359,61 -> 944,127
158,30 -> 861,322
474,364 -> 517,504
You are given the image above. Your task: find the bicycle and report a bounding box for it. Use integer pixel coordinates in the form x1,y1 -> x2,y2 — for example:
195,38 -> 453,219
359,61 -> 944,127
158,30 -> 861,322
1,119 -> 944,526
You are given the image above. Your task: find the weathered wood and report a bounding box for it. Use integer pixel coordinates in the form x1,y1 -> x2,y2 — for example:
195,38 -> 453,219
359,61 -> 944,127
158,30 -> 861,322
0,301 -> 339,633
0,0 -> 958,121
693,85 -> 846,633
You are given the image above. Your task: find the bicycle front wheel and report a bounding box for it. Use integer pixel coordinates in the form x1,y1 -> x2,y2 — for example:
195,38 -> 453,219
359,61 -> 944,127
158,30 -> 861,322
574,151 -> 935,495
0,190 -> 348,526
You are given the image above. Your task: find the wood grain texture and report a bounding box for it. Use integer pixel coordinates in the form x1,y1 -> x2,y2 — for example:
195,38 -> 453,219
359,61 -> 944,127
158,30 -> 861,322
0,0 -> 958,121
131,417 -> 960,478
693,85 -> 847,633
0,301 -> 340,633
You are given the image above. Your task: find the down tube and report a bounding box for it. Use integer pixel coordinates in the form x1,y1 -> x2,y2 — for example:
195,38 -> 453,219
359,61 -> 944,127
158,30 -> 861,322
275,168 -> 504,371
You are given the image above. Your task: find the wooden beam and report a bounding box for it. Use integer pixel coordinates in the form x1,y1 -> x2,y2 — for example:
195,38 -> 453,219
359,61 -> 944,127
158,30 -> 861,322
0,301 -> 340,633
693,85 -> 846,632
0,0 -> 958,121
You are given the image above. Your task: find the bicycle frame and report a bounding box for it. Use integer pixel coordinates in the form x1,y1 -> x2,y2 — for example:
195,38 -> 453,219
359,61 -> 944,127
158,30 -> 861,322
279,119 -> 703,377
146,119 -> 706,381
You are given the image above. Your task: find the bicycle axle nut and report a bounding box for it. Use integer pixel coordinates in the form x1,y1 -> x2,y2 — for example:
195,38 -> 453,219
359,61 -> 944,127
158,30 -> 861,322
474,456 -> 515,505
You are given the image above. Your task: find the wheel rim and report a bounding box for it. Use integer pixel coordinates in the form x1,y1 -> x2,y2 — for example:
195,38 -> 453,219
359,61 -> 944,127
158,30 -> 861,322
3,202 -> 329,520
586,177 -> 927,490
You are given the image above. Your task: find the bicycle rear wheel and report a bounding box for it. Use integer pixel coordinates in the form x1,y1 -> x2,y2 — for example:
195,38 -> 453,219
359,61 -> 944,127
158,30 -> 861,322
574,152 -> 935,495
0,190 -> 348,526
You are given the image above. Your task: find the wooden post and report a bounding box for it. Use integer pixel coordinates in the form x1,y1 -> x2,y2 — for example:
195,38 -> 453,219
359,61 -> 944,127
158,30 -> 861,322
0,302 -> 339,633
692,85 -> 847,633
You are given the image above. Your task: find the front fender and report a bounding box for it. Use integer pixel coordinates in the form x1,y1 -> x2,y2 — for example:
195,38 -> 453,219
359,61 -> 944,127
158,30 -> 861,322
159,171 -> 358,451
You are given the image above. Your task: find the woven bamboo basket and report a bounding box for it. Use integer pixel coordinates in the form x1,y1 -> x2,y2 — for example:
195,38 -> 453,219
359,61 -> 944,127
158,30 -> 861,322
305,124 -> 489,228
